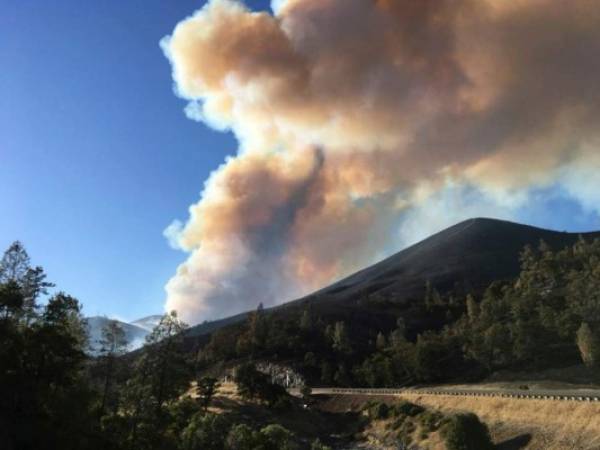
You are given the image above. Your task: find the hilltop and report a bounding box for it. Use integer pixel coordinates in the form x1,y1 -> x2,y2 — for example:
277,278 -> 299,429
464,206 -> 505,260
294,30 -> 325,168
303,217 -> 598,305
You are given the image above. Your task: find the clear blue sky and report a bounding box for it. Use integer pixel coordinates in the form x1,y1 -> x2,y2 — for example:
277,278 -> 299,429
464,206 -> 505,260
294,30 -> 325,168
1,0 -> 598,321
0,0 -> 271,320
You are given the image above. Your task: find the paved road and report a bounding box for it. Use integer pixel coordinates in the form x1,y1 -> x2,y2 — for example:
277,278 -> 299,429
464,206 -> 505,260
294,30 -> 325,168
294,386 -> 600,402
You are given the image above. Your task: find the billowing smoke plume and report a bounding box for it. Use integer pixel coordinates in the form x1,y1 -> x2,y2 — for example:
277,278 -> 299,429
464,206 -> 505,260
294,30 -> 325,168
161,0 -> 600,323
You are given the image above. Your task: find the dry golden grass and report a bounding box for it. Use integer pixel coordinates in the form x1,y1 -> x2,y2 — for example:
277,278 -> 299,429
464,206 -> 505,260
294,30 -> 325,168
401,393 -> 600,450
357,411 -> 446,450
186,381 -> 239,398
215,381 -> 239,397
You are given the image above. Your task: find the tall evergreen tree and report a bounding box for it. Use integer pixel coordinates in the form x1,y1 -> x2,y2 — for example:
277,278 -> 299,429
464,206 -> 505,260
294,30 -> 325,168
98,319 -> 129,414
196,376 -> 220,412
332,321 -> 351,355
299,307 -> 313,331
249,302 -> 268,353
0,283 -> 99,449
0,241 -> 53,322
125,311 -> 191,449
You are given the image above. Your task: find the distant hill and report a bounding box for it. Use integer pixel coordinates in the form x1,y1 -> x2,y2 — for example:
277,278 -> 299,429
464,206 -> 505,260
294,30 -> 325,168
130,314 -> 163,332
86,315 -> 161,353
186,218 -> 600,338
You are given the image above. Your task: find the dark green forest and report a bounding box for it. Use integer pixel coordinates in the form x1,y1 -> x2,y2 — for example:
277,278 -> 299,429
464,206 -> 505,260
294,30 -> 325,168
0,242 -> 329,450
200,237 -> 600,387
2,237 -> 600,449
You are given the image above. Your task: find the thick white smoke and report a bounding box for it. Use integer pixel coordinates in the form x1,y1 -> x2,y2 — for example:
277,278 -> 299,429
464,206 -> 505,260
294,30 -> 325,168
161,0 -> 600,323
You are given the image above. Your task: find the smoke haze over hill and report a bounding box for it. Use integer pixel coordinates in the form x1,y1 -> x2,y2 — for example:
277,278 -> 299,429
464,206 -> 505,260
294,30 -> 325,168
160,0 -> 600,323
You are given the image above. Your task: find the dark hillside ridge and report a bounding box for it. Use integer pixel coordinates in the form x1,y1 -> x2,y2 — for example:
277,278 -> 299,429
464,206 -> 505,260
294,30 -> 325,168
187,218 -> 600,337
302,218 -> 600,307
186,311 -> 250,337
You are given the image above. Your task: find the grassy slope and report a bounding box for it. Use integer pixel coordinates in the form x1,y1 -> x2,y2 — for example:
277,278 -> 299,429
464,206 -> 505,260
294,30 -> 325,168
403,393 -> 600,450
316,392 -> 600,450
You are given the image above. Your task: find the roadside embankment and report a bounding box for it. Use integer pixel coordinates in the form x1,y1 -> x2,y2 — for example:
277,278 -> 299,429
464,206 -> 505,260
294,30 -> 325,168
402,392 -> 600,450
315,392 -> 600,449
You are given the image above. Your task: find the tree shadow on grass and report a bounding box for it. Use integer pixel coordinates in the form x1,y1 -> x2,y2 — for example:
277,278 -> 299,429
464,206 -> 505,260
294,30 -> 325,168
496,433 -> 532,450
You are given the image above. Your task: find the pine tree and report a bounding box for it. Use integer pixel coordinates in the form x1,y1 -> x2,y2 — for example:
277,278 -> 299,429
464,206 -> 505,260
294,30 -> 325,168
0,280 -> 24,319
4,291 -> 96,449
144,312 -> 190,414
303,351 -> 317,367
389,317 -> 407,347
196,376 -> 220,412
466,294 -> 479,322
376,332 -> 387,350
424,281 -> 434,311
299,307 -> 313,331
396,317 -> 406,336
0,241 -> 53,323
424,281 -> 443,310
247,303 -> 268,355
126,311 -> 191,448
320,361 -> 333,385
98,319 -> 128,414
334,363 -> 350,386
0,241 -> 31,283
332,321 -> 352,354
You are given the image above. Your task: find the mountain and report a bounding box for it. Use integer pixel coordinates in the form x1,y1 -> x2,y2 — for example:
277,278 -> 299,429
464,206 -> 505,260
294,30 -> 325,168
301,217 -> 600,306
86,315 -> 160,354
130,314 -> 163,332
186,218 -> 600,337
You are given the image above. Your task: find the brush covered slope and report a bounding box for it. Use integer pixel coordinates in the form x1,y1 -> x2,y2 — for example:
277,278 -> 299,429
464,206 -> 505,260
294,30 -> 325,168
188,218 -> 600,337
189,218 -> 600,387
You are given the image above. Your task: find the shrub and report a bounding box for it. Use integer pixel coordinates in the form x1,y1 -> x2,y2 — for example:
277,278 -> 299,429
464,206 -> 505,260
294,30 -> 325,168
234,363 -> 269,400
168,397 -> 202,435
311,439 -> 332,450
259,424 -> 298,450
300,384 -> 312,400
368,402 -> 389,420
225,423 -> 298,450
226,424 -> 257,450
418,410 -> 444,432
180,412 -> 230,450
392,401 -> 425,418
396,419 -> 417,443
390,416 -> 406,430
361,400 -> 378,411
441,413 -> 494,450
